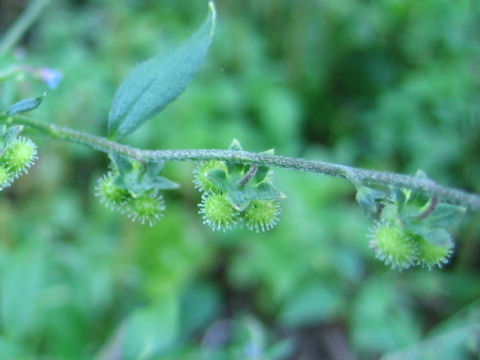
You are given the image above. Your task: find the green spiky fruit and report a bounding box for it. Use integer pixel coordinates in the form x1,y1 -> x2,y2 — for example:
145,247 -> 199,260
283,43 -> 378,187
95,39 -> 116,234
415,234 -> 453,270
95,172 -> 131,211
369,224 -> 418,270
127,193 -> 165,226
2,137 -> 37,177
0,164 -> 13,190
243,200 -> 281,232
193,160 -> 227,193
199,192 -> 239,231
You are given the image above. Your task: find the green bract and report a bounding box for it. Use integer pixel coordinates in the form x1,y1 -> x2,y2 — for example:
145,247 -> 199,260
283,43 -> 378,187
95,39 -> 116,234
95,155 -> 178,226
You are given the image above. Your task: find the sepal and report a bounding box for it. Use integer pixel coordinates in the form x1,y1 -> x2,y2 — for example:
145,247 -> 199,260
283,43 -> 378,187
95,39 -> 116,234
5,96 -> 44,117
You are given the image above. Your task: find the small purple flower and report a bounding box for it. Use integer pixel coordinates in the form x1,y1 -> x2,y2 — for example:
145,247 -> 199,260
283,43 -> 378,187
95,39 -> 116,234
38,68 -> 63,89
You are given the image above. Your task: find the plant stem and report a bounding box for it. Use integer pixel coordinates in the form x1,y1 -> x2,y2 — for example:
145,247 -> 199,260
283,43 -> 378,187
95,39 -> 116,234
9,115 -> 480,212
0,0 -> 50,56
239,165 -> 258,187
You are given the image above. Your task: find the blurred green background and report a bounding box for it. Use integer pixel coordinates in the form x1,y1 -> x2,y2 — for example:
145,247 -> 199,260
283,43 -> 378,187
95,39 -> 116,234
1,0 -> 480,359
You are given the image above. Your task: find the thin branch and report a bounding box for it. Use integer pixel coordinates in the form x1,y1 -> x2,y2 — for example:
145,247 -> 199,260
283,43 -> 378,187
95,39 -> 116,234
239,165 -> 258,187
9,115 -> 480,212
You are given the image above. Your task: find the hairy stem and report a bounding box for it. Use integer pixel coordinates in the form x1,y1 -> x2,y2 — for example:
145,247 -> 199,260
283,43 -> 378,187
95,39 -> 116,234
9,115 -> 480,211
0,0 -> 50,56
239,165 -> 258,187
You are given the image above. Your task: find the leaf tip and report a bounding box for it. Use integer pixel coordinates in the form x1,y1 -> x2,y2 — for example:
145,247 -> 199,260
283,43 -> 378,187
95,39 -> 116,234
208,1 -> 217,36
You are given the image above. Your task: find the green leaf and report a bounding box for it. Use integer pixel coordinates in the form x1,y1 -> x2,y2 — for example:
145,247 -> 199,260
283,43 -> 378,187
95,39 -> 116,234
107,1 -> 216,139
255,182 -> 286,201
5,96 -> 43,117
179,281 -> 221,338
98,295 -> 179,360
0,244 -> 46,339
110,153 -> 134,175
382,299 -> 480,360
279,282 -> 343,328
414,228 -> 453,248
421,203 -> 467,229
122,296 -> 179,358
228,138 -> 243,151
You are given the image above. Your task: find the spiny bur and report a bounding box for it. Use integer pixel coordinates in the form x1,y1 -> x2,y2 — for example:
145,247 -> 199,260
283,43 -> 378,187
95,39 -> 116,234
126,193 -> 165,226
193,160 -> 227,193
0,164 -> 13,190
199,192 -> 239,231
243,200 -> 281,233
95,172 -> 131,211
2,136 -> 38,177
369,223 -> 418,270
415,233 -> 453,270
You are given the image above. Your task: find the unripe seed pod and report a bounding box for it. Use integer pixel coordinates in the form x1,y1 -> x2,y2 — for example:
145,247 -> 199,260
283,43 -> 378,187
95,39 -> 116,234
127,193 -> 165,226
243,200 -> 281,232
369,223 -> 418,270
95,172 -> 131,211
193,161 -> 227,193
2,137 -> 37,177
0,164 -> 13,190
199,192 -> 239,231
415,234 -> 453,270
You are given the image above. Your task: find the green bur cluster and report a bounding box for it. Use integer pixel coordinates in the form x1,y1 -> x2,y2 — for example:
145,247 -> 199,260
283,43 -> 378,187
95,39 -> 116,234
0,125 -> 38,191
95,154 -> 178,226
194,140 -> 285,232
358,181 -> 464,270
